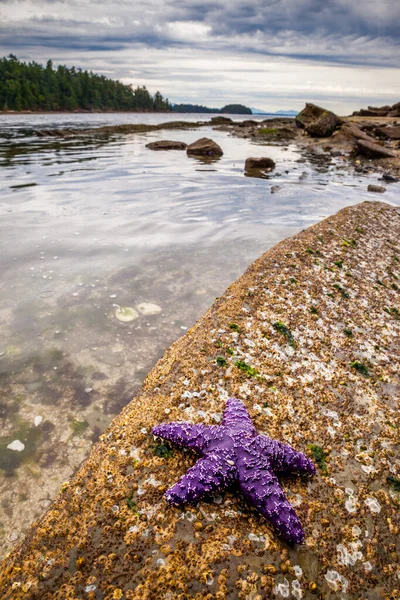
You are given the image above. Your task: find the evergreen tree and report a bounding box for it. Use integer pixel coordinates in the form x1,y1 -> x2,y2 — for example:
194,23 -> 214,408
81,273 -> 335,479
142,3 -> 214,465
0,55 -> 171,112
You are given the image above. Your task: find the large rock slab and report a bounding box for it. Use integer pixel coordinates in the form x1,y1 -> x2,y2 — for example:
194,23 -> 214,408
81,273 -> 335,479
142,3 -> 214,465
305,111 -> 343,137
375,126 -> 400,140
295,103 -> 325,129
1,202 -> 399,600
356,139 -> 396,159
146,140 -> 187,150
186,137 -> 223,156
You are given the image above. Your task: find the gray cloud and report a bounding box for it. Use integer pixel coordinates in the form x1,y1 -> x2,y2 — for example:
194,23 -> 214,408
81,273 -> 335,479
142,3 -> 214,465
0,0 -> 399,111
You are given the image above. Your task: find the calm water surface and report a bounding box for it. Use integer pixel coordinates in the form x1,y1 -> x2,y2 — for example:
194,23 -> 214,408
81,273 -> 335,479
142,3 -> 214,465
0,112 -> 399,556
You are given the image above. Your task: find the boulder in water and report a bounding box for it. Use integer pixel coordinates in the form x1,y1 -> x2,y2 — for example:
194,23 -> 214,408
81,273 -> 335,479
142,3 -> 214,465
186,137 -> 223,156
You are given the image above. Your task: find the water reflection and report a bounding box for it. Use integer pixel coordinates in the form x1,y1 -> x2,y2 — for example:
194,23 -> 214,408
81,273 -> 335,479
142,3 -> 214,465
0,113 -> 399,556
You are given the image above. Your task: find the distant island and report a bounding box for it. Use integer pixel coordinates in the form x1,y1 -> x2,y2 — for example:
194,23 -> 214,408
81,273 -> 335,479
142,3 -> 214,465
172,103 -> 252,115
0,55 -> 171,112
251,108 -> 298,116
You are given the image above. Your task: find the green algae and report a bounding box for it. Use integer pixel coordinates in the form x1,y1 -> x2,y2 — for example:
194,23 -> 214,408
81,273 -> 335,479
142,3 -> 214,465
229,323 -> 241,332
387,476 -> 400,492
344,328 -> 353,337
350,361 -> 370,377
341,238 -> 357,248
154,443 -> 173,459
258,127 -> 278,135
235,360 -> 259,378
308,444 -> 328,474
226,347 -> 234,355
272,321 -> 296,347
216,356 -> 227,367
333,283 -> 350,298
70,419 -> 89,436
334,260 -> 343,268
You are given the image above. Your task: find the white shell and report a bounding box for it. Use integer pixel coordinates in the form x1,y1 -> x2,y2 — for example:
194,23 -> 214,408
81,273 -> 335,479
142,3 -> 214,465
115,306 -> 139,322
136,302 -> 162,315
7,440 -> 25,452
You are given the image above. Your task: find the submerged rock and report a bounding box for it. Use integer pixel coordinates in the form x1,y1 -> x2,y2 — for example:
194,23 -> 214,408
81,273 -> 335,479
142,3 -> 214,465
136,302 -> 162,315
186,137 -> 223,156
145,140 -> 187,150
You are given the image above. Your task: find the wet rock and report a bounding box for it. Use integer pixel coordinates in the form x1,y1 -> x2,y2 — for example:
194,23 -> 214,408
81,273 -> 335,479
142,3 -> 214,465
271,185 -> 281,194
210,116 -> 233,125
367,184 -> 386,193
295,103 -> 326,129
186,137 -> 223,157
245,157 -> 276,171
375,125 -> 400,140
146,140 -> 187,150
356,139 -> 395,159
380,172 -> 399,183
256,126 -> 296,141
306,111 -> 343,137
339,123 -> 376,144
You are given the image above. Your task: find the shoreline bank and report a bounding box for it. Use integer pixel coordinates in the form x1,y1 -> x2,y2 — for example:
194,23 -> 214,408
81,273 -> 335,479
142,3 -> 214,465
1,201 -> 399,599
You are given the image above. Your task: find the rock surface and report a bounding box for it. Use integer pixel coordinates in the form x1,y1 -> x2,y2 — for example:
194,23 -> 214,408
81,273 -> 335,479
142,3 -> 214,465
353,100 -> 400,117
1,202 -> 399,600
367,184 -> 386,193
210,116 -> 233,125
244,157 -> 276,174
356,139 -> 396,159
145,140 -> 187,150
375,126 -> 400,140
186,137 -> 223,156
295,103 -> 326,128
305,111 -> 343,138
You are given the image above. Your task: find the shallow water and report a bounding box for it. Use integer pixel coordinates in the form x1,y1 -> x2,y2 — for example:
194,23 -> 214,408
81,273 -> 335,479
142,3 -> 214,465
0,112 -> 399,557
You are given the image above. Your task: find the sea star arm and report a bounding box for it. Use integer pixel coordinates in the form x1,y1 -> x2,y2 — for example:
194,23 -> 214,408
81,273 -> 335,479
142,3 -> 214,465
238,458 -> 306,544
221,398 -> 257,435
152,422 -> 216,455
164,453 -> 235,505
258,437 -> 316,476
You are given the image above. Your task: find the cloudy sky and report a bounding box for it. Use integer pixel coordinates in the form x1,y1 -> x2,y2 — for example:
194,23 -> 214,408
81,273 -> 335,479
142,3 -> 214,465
0,0 -> 399,113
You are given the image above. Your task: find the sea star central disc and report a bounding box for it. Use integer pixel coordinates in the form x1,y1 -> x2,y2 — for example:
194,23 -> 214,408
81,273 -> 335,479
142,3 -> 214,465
152,398 -> 316,544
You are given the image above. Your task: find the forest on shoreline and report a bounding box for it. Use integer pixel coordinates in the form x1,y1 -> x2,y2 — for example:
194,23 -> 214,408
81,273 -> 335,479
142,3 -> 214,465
0,56 -> 252,115
0,55 -> 171,112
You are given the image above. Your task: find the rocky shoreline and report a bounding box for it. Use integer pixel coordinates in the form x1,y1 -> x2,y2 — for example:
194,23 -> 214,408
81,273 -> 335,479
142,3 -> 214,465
1,201 -> 399,600
32,101 -> 400,184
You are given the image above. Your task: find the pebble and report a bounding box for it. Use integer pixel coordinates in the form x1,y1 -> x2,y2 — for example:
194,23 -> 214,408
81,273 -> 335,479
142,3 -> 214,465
34,416 -> 43,427
7,440 -> 25,452
367,184 -> 386,193
136,302 -> 162,315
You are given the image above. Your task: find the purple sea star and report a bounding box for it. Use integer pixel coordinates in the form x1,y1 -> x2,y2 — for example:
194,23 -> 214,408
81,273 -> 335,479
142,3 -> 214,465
152,398 -> 316,544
